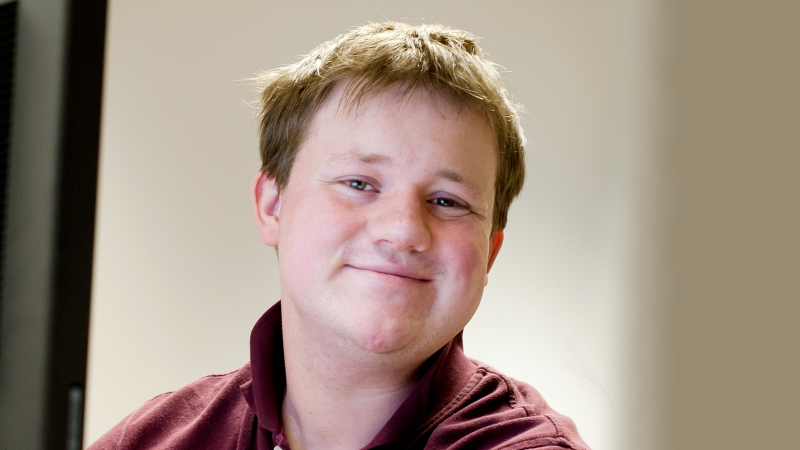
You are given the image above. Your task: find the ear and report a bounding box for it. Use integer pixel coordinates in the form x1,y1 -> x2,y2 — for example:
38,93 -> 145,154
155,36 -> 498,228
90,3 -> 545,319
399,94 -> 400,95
252,172 -> 281,247
484,230 -> 504,285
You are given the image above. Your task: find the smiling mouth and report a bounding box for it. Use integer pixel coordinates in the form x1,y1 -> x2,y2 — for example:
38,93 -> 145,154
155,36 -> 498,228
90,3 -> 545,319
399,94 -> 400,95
346,265 -> 432,283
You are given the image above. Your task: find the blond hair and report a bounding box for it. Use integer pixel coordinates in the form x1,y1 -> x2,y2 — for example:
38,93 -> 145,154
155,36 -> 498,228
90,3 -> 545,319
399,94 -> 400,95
254,22 -> 525,233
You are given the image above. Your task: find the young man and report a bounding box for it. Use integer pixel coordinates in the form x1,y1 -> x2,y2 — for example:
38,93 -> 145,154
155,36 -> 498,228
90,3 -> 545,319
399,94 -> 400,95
90,22 -> 589,450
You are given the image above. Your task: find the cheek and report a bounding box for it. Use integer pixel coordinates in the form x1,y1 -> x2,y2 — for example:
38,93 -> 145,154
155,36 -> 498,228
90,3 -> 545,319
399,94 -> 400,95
441,229 -> 491,293
279,189 -> 363,270
424,230 -> 489,343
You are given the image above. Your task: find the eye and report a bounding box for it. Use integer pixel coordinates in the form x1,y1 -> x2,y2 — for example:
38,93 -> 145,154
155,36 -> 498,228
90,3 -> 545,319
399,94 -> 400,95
345,179 -> 374,191
428,195 -> 472,219
432,197 -> 458,207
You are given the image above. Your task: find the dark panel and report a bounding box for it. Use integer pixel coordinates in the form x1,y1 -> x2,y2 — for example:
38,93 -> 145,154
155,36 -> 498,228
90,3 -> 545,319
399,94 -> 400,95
0,0 -> 16,358
45,1 -> 108,448
0,0 -> 107,448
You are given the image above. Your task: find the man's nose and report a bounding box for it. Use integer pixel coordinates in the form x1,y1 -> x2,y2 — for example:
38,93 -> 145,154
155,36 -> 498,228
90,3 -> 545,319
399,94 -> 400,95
366,190 -> 432,253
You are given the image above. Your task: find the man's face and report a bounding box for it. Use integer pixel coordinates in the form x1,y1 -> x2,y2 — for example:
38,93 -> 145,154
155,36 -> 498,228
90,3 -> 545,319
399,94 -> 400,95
254,84 -> 503,361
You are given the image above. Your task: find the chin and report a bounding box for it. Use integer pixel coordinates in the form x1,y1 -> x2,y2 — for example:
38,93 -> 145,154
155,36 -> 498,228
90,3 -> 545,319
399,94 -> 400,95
349,316 -> 463,360
347,312 -> 422,355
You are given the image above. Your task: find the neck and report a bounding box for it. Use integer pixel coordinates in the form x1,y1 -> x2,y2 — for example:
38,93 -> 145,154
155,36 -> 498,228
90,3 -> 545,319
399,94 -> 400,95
279,301 -> 425,450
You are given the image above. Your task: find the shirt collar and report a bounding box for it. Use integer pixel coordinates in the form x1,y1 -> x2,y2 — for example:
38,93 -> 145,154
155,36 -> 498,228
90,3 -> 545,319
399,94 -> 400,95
241,301 -> 477,448
242,301 -> 285,435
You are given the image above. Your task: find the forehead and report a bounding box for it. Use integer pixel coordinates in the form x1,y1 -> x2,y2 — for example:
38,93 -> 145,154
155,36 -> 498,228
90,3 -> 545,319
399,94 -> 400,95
317,80 -> 493,137
308,82 -> 497,162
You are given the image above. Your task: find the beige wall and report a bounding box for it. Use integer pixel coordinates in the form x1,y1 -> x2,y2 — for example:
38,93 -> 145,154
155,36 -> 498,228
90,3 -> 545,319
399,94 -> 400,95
652,2 -> 800,449
85,1 -> 675,449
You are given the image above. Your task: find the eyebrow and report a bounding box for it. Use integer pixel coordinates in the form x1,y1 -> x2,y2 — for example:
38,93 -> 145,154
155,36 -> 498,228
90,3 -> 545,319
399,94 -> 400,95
359,153 -> 391,165
436,169 -> 480,192
327,152 -> 392,165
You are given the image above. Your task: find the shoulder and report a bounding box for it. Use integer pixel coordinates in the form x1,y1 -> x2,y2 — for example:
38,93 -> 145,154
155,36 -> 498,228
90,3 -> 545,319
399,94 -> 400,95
87,364 -> 253,450
425,362 -> 590,450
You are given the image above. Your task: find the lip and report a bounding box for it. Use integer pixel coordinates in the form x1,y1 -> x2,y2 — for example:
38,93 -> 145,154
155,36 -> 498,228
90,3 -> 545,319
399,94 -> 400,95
346,264 -> 433,282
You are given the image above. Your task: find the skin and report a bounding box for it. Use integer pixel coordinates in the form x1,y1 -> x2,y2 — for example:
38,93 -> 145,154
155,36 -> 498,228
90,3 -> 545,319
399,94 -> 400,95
252,84 -> 504,450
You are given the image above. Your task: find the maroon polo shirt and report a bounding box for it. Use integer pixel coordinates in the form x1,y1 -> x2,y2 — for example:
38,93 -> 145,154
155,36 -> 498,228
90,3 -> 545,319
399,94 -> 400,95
89,302 -> 589,449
